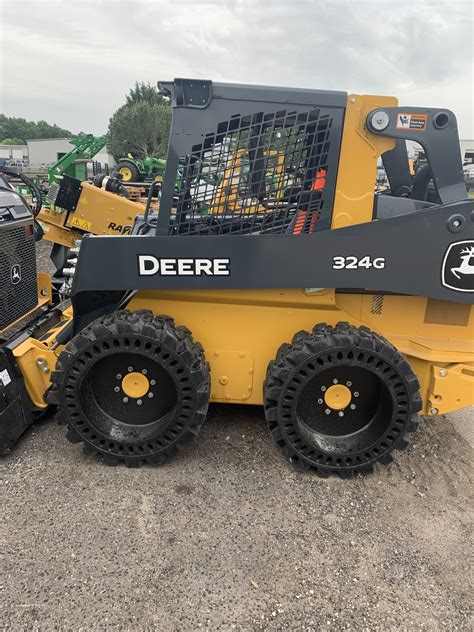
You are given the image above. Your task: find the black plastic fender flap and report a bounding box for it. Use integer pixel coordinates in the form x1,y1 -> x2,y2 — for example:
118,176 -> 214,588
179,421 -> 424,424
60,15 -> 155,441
0,348 -> 33,454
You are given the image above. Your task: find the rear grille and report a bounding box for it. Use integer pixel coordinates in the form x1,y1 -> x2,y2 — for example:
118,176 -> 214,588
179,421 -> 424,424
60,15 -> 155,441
170,108 -> 336,236
46,182 -> 59,205
0,224 -> 38,331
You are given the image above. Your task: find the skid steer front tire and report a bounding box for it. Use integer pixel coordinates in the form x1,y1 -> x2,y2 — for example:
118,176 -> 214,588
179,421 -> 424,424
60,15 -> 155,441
50,310 -> 210,467
264,322 -> 422,477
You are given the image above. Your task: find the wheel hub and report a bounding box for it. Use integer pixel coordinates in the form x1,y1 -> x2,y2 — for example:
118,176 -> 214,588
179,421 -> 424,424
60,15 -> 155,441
121,372 -> 150,398
119,167 -> 132,181
324,384 -> 352,410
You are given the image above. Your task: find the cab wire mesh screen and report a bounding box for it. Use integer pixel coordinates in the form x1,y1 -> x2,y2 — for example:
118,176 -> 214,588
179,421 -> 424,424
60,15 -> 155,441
168,108 -> 338,236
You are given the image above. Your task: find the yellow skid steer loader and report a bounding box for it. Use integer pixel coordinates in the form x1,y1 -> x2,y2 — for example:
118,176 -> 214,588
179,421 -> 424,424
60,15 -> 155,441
1,79 -> 472,477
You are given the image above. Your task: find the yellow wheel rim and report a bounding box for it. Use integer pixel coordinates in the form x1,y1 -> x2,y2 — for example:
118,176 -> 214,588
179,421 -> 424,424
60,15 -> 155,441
324,384 -> 352,410
121,372 -> 150,398
119,166 -> 133,181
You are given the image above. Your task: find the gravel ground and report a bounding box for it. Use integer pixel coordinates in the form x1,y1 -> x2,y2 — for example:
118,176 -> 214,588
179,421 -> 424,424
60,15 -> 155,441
0,243 -> 472,630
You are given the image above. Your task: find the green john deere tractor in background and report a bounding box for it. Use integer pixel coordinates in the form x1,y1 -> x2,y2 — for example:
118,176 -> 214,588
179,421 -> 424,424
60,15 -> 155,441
116,154 -> 167,182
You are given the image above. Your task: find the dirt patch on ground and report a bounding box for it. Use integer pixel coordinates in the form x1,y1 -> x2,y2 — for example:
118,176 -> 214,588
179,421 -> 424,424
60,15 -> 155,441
0,408 -> 472,630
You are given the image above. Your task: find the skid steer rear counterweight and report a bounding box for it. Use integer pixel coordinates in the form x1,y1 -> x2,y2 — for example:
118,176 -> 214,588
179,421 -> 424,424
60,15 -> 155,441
0,78 -> 472,477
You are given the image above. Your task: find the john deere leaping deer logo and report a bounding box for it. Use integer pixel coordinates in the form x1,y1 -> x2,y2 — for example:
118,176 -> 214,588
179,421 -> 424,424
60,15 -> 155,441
442,240 -> 474,293
452,245 -> 474,279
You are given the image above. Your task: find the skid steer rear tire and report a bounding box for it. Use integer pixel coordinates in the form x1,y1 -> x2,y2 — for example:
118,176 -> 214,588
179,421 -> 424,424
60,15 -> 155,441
50,310 -> 210,467
264,322 -> 422,477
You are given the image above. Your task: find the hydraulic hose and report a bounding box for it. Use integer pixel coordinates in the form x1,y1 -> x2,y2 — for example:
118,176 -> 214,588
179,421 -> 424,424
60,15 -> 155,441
0,166 -> 43,216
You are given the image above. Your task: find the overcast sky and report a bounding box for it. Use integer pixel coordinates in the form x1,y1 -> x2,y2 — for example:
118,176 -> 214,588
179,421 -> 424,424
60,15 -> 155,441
0,0 -> 472,138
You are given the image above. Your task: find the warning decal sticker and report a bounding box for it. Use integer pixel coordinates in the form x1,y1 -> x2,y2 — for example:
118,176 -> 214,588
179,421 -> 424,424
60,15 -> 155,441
71,217 -> 92,231
396,113 -> 428,131
0,369 -> 11,387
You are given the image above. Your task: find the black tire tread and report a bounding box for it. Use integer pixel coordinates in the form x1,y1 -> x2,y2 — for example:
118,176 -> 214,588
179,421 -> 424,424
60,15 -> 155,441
50,310 -> 210,467
264,321 -> 422,478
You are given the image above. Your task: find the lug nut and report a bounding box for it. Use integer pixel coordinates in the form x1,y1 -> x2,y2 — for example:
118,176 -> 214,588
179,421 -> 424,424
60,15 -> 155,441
127,366 -> 133,372
325,408 -> 331,415
333,378 -> 338,384
338,411 -> 344,417
123,397 -> 129,403
150,379 -> 156,386
317,398 -> 323,405
137,399 -> 143,406
354,392 -> 359,398
142,369 -> 148,375
114,386 -> 120,393
148,392 -> 154,399
321,386 -> 326,392
116,374 -> 122,380
346,381 -> 352,387
350,404 -> 356,410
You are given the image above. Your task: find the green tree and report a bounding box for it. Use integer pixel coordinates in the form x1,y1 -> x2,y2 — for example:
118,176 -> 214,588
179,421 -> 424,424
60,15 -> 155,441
126,81 -> 168,107
108,83 -> 171,160
1,137 -> 25,145
0,114 -> 73,143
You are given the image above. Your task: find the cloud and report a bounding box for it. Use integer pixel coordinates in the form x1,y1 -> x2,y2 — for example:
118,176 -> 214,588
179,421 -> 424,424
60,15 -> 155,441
0,0 -> 472,137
